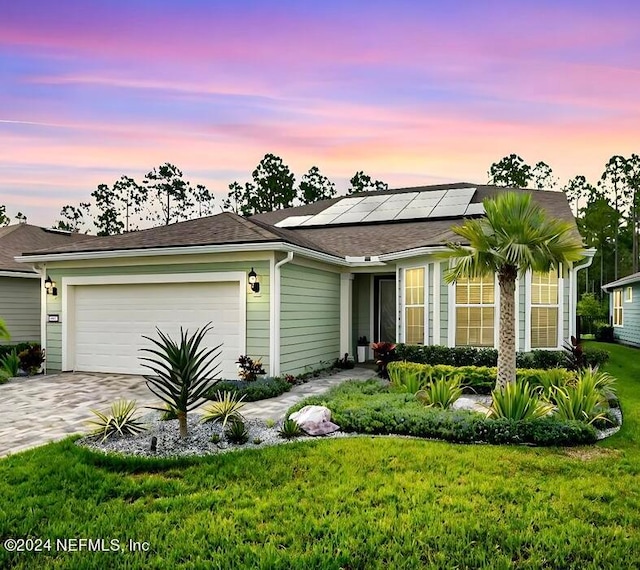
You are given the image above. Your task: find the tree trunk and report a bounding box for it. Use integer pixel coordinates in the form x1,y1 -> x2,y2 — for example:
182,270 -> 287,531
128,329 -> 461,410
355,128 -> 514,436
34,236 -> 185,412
496,266 -> 517,390
178,411 -> 187,438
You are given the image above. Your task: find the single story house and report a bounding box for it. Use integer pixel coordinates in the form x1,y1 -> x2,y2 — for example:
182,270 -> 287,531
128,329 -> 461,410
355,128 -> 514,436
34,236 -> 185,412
602,273 -> 640,346
0,223 -> 94,344
16,183 -> 593,378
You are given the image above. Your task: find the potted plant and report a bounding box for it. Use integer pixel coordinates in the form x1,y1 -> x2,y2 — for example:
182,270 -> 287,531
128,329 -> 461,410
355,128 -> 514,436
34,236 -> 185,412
357,336 -> 369,363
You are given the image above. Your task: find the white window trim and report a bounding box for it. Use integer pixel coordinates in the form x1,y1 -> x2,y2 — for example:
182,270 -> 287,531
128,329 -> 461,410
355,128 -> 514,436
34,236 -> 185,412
399,265 -> 428,344
451,273 -> 497,348
625,286 -> 633,303
61,272 -> 247,372
527,268 -> 562,350
613,289 -> 624,328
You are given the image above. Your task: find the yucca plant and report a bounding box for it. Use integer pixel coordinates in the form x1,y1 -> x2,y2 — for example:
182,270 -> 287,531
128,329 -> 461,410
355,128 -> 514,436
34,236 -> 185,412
416,375 -> 463,409
0,350 -> 20,378
552,367 -> 613,424
88,400 -> 146,442
225,419 -> 249,444
201,390 -> 246,428
487,381 -> 554,421
140,323 -> 222,438
279,418 -> 303,439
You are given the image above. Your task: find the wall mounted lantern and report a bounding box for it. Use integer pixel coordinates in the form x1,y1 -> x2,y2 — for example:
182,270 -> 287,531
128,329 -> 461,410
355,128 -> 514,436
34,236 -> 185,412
248,267 -> 260,293
44,276 -> 58,296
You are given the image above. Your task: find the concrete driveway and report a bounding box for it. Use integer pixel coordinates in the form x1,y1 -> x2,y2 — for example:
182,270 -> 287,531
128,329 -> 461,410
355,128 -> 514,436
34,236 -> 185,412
0,372 -> 162,457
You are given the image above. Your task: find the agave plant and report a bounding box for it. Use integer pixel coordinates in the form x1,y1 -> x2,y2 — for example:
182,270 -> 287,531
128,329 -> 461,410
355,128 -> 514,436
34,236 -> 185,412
140,323 -> 222,438
225,419 -> 249,444
486,381 -> 554,421
416,375 -> 463,409
201,390 -> 246,428
279,418 -> 303,439
88,400 -> 146,442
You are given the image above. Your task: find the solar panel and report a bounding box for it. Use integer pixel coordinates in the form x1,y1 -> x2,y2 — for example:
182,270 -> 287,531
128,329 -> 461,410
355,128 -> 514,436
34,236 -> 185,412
275,215 -> 313,228
275,187 -> 480,227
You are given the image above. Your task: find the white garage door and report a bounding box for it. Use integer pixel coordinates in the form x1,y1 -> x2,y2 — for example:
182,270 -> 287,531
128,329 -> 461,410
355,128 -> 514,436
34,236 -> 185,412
71,281 -> 242,379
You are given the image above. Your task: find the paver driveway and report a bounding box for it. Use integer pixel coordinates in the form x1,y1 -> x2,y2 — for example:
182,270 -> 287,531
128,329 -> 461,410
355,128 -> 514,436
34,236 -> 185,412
0,373 -> 160,457
0,367 -> 376,457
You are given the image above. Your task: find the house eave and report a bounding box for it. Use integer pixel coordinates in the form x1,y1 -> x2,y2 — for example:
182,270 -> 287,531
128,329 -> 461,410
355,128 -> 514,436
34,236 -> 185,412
15,241 -> 351,267
0,269 -> 39,278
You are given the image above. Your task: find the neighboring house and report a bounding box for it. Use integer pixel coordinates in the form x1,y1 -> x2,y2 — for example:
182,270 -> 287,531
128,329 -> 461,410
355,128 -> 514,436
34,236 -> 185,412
602,273 -> 640,346
16,183 -> 594,378
0,224 -> 95,345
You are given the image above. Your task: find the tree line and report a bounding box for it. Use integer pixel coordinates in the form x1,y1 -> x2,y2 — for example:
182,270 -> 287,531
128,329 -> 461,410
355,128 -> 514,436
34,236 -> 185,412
488,153 -> 640,298
37,154 -> 387,235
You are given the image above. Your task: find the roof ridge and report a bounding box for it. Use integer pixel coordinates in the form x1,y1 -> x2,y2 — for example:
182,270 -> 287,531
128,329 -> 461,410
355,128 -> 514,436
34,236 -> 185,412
226,212 -> 281,240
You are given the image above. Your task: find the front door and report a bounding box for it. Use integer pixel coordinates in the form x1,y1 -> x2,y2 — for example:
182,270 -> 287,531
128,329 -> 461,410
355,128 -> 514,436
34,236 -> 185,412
375,277 -> 396,342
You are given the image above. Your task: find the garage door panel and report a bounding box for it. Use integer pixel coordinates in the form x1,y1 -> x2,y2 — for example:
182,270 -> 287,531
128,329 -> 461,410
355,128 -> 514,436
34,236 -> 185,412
72,282 -> 241,379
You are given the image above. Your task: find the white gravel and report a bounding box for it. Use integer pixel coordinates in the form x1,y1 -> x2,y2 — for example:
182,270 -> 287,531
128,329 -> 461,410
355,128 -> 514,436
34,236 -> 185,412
77,412 -> 348,458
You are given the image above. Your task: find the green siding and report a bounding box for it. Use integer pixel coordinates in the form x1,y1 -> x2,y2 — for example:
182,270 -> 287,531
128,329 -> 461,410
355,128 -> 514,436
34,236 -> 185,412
0,276 -> 40,344
440,263 -> 449,345
614,284 -> 640,346
280,263 -> 340,375
44,260 -> 270,374
563,275 -> 570,342
351,274 -> 371,350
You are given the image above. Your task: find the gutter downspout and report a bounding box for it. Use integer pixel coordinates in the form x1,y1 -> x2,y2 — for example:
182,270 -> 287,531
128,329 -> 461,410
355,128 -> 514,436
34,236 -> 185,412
271,251 -> 294,376
570,250 -> 596,338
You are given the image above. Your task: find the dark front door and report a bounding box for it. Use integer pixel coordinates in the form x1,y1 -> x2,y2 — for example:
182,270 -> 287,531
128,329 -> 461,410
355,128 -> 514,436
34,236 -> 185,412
374,277 -> 396,342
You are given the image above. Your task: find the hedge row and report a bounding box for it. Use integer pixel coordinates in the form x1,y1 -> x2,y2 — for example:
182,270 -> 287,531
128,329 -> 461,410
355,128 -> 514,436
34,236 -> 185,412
0,342 -> 39,360
394,344 -> 609,369
290,380 -> 596,446
387,361 -> 576,395
208,377 -> 292,402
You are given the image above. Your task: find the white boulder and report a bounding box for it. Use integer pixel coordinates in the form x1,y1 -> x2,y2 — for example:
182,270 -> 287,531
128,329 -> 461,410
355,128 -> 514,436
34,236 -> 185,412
289,405 -> 340,436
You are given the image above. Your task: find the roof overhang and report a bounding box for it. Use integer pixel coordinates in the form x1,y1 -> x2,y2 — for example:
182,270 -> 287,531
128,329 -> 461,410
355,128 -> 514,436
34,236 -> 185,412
15,242 -> 351,267
0,270 -> 39,278
602,272 -> 640,292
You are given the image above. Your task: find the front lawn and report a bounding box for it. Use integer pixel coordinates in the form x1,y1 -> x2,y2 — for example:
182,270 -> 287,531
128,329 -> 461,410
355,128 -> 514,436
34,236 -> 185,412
1,342 -> 640,569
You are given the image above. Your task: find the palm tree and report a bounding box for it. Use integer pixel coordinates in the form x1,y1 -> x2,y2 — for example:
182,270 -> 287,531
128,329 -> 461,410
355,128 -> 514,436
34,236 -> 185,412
441,192 -> 584,389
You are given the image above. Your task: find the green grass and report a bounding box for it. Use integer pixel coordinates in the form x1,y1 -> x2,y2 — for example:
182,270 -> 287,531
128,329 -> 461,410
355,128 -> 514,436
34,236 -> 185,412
1,342 -> 640,569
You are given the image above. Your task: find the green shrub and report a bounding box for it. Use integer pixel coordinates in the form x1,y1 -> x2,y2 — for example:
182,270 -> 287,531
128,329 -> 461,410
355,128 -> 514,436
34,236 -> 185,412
210,377 -> 291,402
595,324 -> 615,342
87,400 -> 146,442
0,349 -> 20,378
387,361 -> 576,395
389,369 -> 429,394
288,380 -> 596,446
416,376 -> 463,409
0,342 -> 35,361
583,348 -> 610,368
487,382 -> 554,421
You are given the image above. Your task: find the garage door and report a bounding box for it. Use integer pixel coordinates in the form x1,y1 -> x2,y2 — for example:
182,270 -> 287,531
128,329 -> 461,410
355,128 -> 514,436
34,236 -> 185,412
72,281 -> 242,379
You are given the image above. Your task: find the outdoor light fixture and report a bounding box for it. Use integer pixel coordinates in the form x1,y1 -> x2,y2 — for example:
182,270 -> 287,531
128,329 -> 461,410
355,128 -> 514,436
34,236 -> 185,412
248,267 -> 260,293
44,276 -> 57,296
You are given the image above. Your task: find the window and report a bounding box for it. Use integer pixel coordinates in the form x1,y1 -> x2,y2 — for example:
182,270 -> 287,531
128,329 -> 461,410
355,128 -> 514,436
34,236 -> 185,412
625,286 -> 633,303
404,267 -> 425,344
613,289 -> 623,326
531,271 -> 559,348
455,275 -> 495,346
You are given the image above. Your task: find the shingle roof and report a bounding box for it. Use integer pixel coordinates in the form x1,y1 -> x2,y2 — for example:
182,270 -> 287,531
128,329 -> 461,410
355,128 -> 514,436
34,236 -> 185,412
602,272 -> 640,292
0,224 -> 96,272
18,184 -> 579,261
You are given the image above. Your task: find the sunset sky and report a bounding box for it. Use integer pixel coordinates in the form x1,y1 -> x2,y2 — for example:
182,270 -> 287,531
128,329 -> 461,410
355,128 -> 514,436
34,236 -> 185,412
2,1 -> 639,227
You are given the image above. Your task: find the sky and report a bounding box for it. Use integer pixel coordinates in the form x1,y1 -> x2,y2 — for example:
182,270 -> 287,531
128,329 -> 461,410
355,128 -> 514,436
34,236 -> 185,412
2,0 -> 640,227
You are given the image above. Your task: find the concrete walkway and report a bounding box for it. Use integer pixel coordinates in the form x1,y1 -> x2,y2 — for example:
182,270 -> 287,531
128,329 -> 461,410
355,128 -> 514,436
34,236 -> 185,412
0,367 -> 376,457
